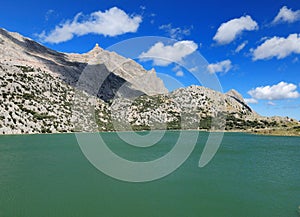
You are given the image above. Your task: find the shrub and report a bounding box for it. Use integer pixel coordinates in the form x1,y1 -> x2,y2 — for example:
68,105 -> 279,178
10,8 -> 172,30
15,65 -> 35,72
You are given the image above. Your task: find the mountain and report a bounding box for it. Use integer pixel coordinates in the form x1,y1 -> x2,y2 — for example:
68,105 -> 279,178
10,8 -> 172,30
110,85 -> 298,132
0,28 -> 299,135
0,28 -> 167,100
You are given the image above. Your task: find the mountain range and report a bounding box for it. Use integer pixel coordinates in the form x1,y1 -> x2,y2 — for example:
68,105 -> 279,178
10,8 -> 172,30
0,28 -> 299,135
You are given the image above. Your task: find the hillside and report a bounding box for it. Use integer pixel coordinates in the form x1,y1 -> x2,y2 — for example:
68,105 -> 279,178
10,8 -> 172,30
0,28 -> 299,135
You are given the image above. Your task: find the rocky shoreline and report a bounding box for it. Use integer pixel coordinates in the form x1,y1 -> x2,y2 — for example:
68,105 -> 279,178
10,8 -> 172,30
1,128 -> 299,137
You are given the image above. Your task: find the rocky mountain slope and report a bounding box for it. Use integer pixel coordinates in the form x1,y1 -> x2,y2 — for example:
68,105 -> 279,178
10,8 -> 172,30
0,28 -> 167,101
0,28 -> 299,135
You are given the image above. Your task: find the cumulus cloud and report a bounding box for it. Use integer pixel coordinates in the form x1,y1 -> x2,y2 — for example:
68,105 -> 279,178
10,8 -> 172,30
244,98 -> 258,104
38,7 -> 142,43
248,82 -> 300,100
176,70 -> 184,77
252,34 -> 300,60
159,24 -> 192,40
213,15 -> 258,45
172,65 -> 184,77
207,60 -> 232,74
272,6 -> 300,24
189,66 -> 198,72
139,41 -> 198,66
267,101 -> 276,106
235,41 -> 248,53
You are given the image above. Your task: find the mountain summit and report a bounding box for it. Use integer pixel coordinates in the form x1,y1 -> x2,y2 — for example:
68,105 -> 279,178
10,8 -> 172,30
0,28 -> 167,100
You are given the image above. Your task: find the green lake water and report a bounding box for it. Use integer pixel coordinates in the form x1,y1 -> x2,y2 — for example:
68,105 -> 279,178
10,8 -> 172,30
0,131 -> 299,217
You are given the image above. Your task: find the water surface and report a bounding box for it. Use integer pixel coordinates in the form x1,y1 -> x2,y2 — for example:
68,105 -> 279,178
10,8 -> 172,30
0,132 -> 299,217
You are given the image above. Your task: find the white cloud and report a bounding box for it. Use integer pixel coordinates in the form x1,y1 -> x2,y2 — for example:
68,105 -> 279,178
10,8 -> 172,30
159,24 -> 192,40
267,101 -> 276,106
38,7 -> 142,43
272,6 -> 300,24
244,98 -> 258,104
235,41 -> 248,53
189,66 -> 198,72
252,34 -> 300,60
172,65 -> 181,71
176,70 -> 184,77
248,82 -> 300,100
149,13 -> 156,24
172,65 -> 184,77
139,41 -> 198,66
45,9 -> 55,21
140,5 -> 146,11
213,15 -> 258,45
207,60 -> 232,74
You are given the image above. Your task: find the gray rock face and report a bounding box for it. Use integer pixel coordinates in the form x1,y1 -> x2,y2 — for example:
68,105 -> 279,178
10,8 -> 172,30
226,89 -> 245,103
0,28 -> 168,101
73,44 -> 168,96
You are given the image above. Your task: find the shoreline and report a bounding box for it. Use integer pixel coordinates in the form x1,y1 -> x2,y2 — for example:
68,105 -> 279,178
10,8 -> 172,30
0,128 -> 299,137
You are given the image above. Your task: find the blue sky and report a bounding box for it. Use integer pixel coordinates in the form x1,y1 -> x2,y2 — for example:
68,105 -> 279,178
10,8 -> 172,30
0,0 -> 300,119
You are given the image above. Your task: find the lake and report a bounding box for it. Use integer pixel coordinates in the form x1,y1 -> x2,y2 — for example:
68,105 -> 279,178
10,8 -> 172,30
0,131 -> 299,217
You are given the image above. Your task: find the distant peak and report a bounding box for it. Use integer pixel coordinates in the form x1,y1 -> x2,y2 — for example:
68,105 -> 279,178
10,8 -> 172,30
149,68 -> 156,74
88,43 -> 103,54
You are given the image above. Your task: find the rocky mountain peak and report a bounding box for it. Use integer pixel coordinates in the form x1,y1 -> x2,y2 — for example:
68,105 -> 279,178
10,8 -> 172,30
86,43 -> 104,56
0,28 -> 168,99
